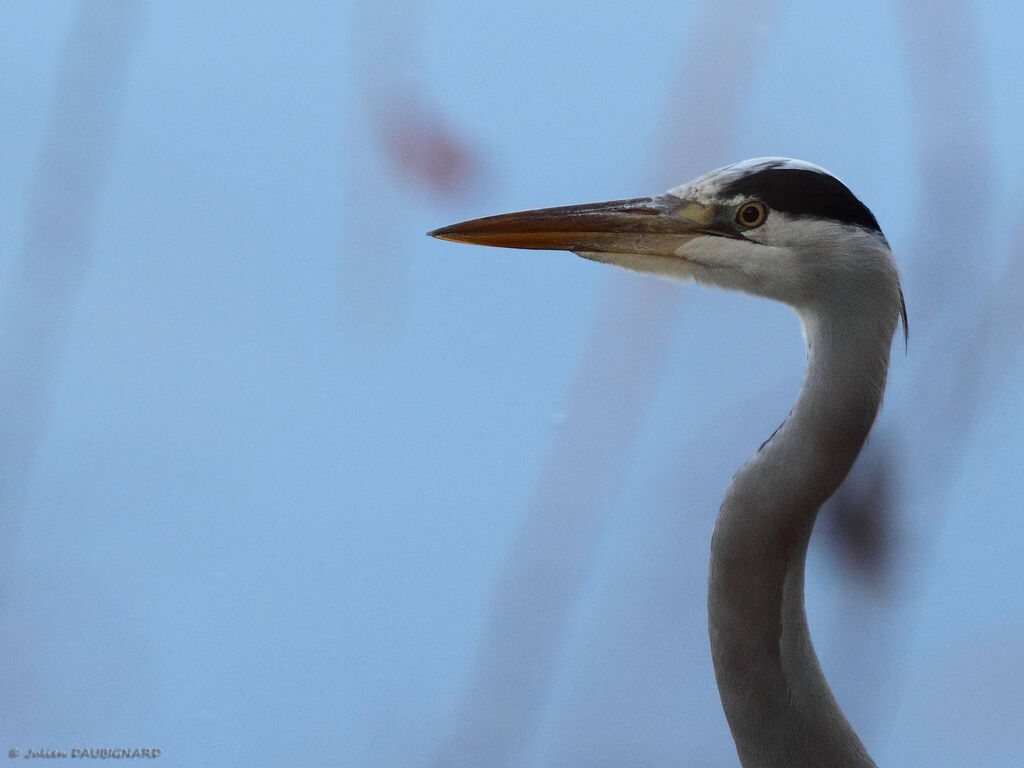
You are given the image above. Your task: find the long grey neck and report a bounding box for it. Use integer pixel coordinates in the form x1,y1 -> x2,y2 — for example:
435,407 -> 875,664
708,306 -> 893,768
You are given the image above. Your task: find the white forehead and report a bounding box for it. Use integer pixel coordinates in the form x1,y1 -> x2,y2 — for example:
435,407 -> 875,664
668,157 -> 836,203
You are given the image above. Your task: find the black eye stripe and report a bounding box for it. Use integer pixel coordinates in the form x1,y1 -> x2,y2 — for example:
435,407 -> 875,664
722,168 -> 880,232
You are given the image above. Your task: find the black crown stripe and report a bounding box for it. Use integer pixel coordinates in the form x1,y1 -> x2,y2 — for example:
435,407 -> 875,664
721,167 -> 881,232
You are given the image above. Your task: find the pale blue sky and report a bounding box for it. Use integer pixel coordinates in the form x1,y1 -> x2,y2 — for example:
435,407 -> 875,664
1,2 -> 1023,766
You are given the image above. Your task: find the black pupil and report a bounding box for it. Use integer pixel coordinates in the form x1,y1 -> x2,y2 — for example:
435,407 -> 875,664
742,205 -> 760,224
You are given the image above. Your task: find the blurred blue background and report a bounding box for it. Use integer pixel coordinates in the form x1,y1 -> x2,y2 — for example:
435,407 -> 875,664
1,1 -> 1022,766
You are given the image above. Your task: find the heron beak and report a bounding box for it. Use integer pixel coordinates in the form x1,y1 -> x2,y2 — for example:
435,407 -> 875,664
429,195 -> 735,256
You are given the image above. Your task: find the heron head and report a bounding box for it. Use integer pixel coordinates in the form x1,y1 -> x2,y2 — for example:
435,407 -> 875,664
430,157 -> 904,334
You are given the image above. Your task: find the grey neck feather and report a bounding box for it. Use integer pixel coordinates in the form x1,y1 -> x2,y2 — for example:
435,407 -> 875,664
708,299 -> 895,768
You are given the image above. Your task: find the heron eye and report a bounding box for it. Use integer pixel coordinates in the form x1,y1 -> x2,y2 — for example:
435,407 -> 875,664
736,201 -> 767,228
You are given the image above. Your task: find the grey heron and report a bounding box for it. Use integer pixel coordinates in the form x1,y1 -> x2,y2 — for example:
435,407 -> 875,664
430,157 -> 905,767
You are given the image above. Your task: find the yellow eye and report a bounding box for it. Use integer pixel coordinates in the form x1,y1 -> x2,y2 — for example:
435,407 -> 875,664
736,201 -> 767,228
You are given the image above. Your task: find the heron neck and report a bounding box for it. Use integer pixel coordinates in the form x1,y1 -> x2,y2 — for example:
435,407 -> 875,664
708,308 -> 891,768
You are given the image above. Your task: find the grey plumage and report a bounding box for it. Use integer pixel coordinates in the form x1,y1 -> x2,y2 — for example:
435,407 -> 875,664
431,157 -> 903,767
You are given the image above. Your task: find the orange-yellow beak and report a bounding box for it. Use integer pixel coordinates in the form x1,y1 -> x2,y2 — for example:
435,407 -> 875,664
429,195 -> 736,256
